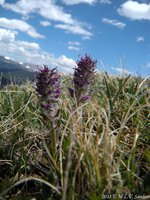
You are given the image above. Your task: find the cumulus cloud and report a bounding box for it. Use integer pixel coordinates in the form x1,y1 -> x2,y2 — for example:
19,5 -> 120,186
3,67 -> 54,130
68,46 -> 80,51
137,36 -> 144,42
99,0 -> 111,4
1,0 -> 92,38
62,0 -> 111,5
0,28 -> 16,42
62,0 -> 96,5
0,17 -> 44,38
54,23 -> 92,37
117,0 -> 150,20
57,55 -> 76,72
17,41 -> 40,50
102,18 -> 126,29
114,67 -> 131,75
40,21 -> 51,27
67,41 -> 81,51
2,0 -> 74,24
68,41 -> 80,46
0,28 -> 76,73
0,0 -> 5,5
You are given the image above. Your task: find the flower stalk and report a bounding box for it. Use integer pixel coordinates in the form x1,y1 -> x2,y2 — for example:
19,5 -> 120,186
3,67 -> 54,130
35,65 -> 61,156
69,54 -> 96,106
35,65 -> 61,128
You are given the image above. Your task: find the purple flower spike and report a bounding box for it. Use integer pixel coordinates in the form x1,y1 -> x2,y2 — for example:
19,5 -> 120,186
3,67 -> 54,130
45,104 -> 51,111
68,88 -> 75,98
80,95 -> 90,103
70,54 -> 96,105
35,65 -> 61,121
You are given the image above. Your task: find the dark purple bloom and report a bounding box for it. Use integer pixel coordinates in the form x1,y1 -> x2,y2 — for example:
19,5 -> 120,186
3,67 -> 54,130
70,54 -> 96,105
80,95 -> 90,103
45,104 -> 51,110
68,88 -> 75,98
35,65 -> 61,120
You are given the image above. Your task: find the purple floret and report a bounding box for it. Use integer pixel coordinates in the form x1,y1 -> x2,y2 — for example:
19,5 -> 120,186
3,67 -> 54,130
35,65 -> 61,120
70,54 -> 96,105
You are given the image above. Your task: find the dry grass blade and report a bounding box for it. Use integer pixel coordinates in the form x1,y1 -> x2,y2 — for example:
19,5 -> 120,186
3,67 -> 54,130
2,176 -> 61,196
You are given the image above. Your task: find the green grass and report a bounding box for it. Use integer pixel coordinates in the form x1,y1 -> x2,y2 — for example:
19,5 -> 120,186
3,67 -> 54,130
0,73 -> 149,200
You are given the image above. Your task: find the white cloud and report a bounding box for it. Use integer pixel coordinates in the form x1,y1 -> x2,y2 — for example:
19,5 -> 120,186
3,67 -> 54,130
67,41 -> 81,51
118,1 -> 150,20
55,23 -> 92,37
68,46 -> 80,51
68,41 -> 80,46
0,28 -> 76,73
40,21 -> 51,27
57,55 -> 76,72
99,0 -> 111,4
62,0 -> 111,5
0,0 -> 5,5
2,0 -> 74,24
137,36 -> 144,42
102,18 -> 126,29
2,0 -> 92,38
0,28 -> 16,42
81,35 -> 91,40
0,17 -> 44,38
62,0 -> 96,5
115,67 -> 131,75
17,41 -> 40,50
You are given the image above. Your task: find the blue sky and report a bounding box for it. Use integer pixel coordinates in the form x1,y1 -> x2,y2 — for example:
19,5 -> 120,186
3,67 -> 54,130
0,0 -> 150,76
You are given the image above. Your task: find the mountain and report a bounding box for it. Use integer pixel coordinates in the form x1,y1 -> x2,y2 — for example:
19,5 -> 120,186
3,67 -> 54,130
0,55 -> 36,86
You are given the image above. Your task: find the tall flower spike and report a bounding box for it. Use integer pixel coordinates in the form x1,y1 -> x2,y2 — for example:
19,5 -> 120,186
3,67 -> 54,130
35,65 -> 61,123
69,54 -> 96,105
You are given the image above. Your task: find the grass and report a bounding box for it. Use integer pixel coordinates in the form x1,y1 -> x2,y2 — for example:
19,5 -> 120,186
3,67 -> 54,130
0,73 -> 149,200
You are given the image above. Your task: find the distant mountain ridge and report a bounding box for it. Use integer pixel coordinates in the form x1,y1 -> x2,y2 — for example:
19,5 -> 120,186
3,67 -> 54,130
0,55 -> 36,86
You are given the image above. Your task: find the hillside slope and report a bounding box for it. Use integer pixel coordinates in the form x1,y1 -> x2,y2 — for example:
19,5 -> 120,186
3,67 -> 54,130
0,55 -> 35,85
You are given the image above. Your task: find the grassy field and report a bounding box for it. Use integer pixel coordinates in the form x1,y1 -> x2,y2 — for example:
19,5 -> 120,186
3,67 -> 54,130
0,73 -> 149,200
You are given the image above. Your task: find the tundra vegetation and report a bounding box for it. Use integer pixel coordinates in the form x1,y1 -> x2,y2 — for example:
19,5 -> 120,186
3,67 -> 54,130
0,55 -> 149,200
